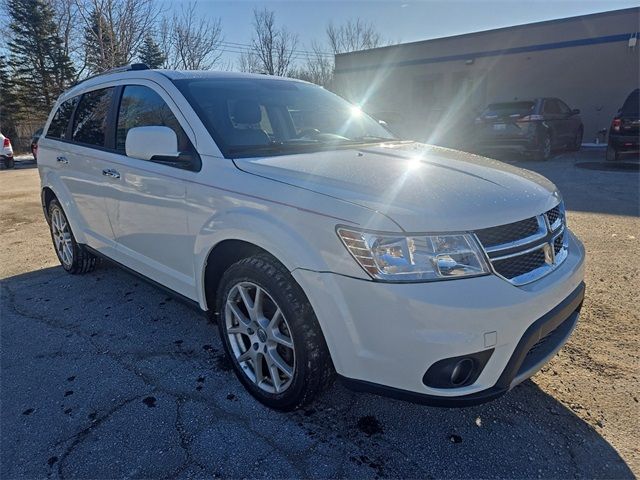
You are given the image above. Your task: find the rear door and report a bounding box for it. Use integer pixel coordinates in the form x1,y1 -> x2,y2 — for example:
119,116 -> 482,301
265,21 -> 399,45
105,82 -> 200,297
48,87 -> 120,253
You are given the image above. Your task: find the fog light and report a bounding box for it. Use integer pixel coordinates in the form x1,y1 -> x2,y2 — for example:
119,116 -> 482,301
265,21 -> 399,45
422,349 -> 494,389
450,358 -> 474,386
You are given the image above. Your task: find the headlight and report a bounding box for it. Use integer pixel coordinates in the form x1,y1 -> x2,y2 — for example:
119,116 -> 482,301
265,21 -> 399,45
337,228 -> 490,282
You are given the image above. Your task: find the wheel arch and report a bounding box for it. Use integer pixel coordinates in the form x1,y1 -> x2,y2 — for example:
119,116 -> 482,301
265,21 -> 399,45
201,239 -> 274,312
41,186 -> 57,223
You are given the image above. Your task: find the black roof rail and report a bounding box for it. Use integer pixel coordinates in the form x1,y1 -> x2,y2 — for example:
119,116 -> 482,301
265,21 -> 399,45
73,63 -> 150,87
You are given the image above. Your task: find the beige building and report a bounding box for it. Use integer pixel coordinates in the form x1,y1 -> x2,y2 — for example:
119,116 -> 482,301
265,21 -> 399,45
334,7 -> 640,147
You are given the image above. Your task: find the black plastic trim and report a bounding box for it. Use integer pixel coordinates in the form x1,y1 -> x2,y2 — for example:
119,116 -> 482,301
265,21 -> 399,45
83,245 -> 205,313
422,348 -> 494,388
339,281 -> 585,408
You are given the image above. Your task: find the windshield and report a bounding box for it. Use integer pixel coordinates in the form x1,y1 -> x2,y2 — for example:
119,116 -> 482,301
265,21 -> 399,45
173,77 -> 397,158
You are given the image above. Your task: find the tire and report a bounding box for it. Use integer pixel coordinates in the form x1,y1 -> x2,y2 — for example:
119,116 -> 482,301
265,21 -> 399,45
3,156 -> 15,169
535,132 -> 552,161
48,199 -> 97,274
216,254 -> 334,410
606,145 -> 619,162
569,128 -> 583,152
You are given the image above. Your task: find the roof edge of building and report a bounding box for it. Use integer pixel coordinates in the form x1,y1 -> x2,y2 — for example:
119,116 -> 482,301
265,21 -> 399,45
335,6 -> 640,59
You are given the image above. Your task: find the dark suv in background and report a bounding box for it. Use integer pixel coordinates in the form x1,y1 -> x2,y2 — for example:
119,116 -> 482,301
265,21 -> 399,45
474,97 -> 583,160
607,89 -> 639,162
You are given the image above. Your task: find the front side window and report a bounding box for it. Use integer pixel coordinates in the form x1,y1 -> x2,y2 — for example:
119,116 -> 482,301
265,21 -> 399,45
46,97 -> 79,140
116,85 -> 191,153
72,88 -> 115,147
556,100 -> 571,115
173,77 -> 396,158
543,99 -> 561,115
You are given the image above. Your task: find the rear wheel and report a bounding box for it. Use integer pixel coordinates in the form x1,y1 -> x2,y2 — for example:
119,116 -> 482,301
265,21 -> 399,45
536,133 -> 552,161
48,199 -> 97,274
606,145 -> 619,162
216,254 -> 334,410
3,156 -> 15,169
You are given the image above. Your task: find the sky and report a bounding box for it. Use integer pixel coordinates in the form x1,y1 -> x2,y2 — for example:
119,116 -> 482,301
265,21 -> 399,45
174,0 -> 640,67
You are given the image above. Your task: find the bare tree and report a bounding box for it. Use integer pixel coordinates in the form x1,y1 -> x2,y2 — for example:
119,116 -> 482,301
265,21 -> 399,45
298,19 -> 385,88
168,2 -> 223,70
250,8 -> 298,76
77,0 -> 160,73
301,41 -> 334,86
326,18 -> 384,54
50,0 -> 85,77
237,51 -> 261,73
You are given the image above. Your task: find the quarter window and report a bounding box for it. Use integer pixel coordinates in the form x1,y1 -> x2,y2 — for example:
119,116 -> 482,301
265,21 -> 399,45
116,85 -> 191,153
72,88 -> 115,147
46,97 -> 79,140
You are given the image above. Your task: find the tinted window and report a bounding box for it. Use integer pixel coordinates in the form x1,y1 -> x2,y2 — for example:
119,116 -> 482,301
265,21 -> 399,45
556,100 -> 571,114
72,88 -> 114,147
46,97 -> 79,139
116,85 -> 191,152
621,89 -> 639,115
482,102 -> 534,117
543,99 -> 561,115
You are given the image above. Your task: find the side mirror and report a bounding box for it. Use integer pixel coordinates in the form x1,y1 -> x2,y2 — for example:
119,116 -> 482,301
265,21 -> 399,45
126,126 -> 179,161
571,108 -> 580,115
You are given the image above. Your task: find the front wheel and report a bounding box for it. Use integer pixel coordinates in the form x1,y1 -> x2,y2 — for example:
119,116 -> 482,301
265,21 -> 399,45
48,199 -> 97,274
216,254 -> 334,410
569,128 -> 583,151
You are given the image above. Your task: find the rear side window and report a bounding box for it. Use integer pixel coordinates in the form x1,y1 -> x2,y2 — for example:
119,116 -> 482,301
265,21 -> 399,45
116,85 -> 191,153
46,97 -> 78,140
72,88 -> 115,147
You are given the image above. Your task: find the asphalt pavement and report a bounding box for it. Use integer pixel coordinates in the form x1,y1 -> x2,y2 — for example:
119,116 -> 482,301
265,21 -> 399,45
1,149 -> 637,479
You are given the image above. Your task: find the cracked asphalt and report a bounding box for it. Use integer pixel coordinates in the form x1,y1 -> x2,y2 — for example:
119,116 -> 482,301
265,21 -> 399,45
1,149 -> 638,479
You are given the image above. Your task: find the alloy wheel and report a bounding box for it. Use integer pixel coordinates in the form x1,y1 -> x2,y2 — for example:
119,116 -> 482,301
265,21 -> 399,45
51,207 -> 73,267
224,282 -> 296,394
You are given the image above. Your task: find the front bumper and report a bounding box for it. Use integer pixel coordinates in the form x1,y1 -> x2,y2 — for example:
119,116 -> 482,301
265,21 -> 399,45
292,230 -> 585,406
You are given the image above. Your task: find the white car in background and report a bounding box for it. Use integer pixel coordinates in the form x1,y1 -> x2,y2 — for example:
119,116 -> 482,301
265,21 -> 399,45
36,65 -> 586,410
1,132 -> 14,169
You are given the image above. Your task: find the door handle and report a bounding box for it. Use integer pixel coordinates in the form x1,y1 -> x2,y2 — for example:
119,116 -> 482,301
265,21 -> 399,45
102,168 -> 121,179
56,156 -> 68,164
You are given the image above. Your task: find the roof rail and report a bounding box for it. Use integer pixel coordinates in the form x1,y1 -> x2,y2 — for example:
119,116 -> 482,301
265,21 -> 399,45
73,63 -> 150,87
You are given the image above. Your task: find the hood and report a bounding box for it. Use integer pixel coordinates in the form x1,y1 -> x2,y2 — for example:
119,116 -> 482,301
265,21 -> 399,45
233,143 -> 561,232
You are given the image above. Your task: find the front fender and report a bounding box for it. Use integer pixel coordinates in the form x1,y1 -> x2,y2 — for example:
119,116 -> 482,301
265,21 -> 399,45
193,206 -> 373,309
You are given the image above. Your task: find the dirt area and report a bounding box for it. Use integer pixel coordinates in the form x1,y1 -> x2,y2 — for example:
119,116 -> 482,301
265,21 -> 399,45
1,150 -> 638,478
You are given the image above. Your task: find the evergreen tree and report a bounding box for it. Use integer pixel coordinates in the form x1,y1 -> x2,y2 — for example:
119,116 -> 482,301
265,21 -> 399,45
84,9 -> 123,74
0,55 -> 20,138
138,34 -> 166,69
6,0 -> 75,115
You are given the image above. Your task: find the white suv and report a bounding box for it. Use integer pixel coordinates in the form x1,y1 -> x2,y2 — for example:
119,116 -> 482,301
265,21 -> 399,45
38,65 -> 585,410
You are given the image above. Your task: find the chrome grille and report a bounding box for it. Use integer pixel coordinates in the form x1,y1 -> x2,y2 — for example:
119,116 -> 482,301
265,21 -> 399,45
475,217 -> 540,248
474,202 -> 569,286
